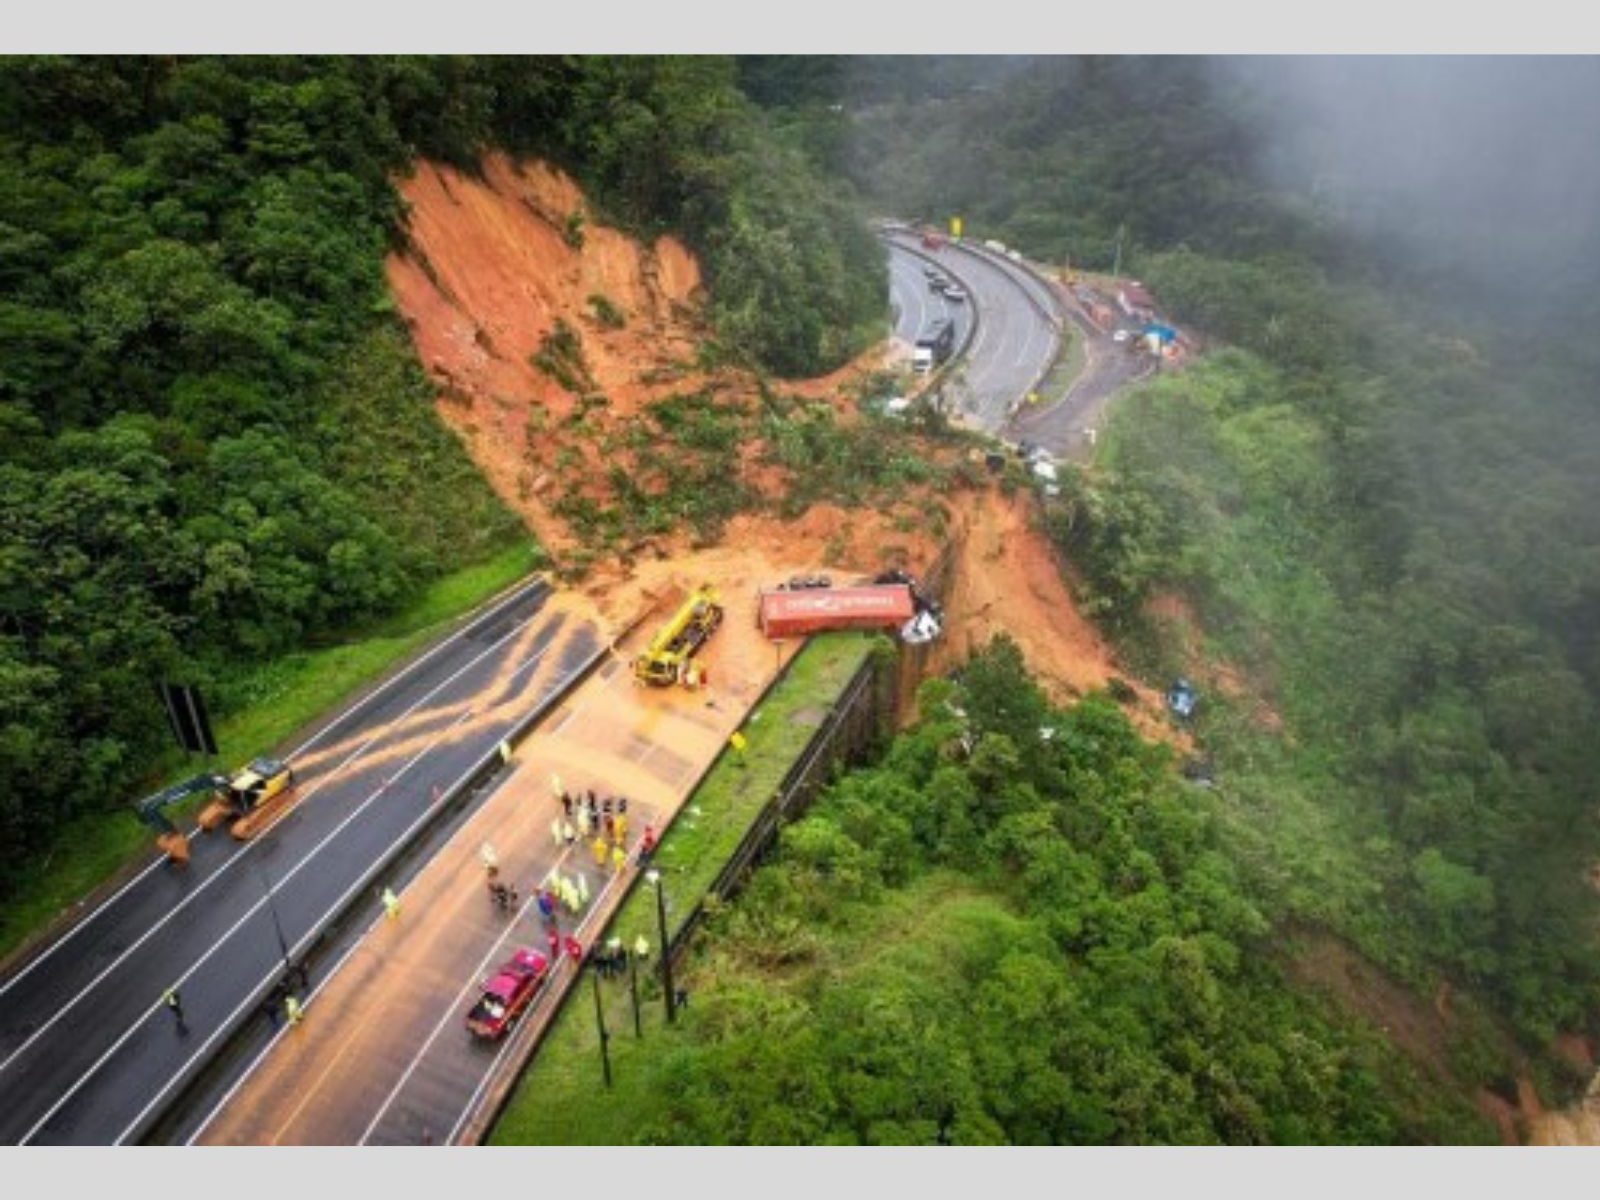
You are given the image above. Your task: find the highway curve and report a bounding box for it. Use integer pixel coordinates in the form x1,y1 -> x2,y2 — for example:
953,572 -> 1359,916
0,577 -> 602,1145
882,230 -> 1060,434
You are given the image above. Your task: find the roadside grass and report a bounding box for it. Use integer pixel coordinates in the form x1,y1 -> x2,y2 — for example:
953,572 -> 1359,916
491,872 -> 984,1144
0,540 -> 543,966
490,631 -> 873,1144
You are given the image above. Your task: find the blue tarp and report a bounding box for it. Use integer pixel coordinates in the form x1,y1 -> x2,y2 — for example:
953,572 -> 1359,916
1143,323 -> 1179,344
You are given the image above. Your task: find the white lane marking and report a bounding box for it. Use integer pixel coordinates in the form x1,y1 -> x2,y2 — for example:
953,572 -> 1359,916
184,744 -> 544,1146
105,634 -> 582,1148
356,885 -> 547,1145
187,649 -> 623,1144
0,576 -> 550,1001
444,867 -> 624,1146
0,610 -> 561,1081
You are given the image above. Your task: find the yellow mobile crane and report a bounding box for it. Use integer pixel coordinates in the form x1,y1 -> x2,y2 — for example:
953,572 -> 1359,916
633,585 -> 724,687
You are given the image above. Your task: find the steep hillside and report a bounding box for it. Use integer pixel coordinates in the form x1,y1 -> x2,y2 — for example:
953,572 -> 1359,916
386,154 -> 956,591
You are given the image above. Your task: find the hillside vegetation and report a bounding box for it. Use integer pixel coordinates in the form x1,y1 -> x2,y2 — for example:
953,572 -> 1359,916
497,640 -> 1489,1145
0,56 -> 884,902
832,58 -> 1600,1068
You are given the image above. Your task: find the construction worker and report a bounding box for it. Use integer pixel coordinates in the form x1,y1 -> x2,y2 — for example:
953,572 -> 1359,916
381,887 -> 401,920
562,818 -> 577,846
614,814 -> 628,846
576,806 -> 591,839
285,994 -> 304,1027
633,934 -> 650,962
480,841 -> 499,874
164,987 -> 188,1035
611,844 -> 627,874
591,835 -> 609,867
561,877 -> 580,913
576,872 -> 590,904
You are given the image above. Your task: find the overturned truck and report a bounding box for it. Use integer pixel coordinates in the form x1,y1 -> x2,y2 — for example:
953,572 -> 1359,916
757,573 -> 943,645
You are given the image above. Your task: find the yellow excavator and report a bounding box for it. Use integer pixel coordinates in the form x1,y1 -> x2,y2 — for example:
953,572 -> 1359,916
197,757 -> 297,840
134,756 -> 297,862
633,585 -> 724,687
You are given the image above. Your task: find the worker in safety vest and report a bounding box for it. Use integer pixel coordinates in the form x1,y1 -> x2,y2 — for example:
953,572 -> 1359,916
614,814 -> 628,845
381,887 -> 401,919
611,844 -> 627,874
591,836 -> 608,867
480,841 -> 498,874
285,995 -> 304,1027
633,934 -> 650,961
576,872 -> 590,904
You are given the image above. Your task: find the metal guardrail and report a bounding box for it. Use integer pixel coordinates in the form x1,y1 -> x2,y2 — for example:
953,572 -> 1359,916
141,630 -> 610,1145
468,544 -> 962,1143
462,633 -> 833,1144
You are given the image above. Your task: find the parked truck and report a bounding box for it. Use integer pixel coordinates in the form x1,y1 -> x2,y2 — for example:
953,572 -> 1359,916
912,318 -> 955,374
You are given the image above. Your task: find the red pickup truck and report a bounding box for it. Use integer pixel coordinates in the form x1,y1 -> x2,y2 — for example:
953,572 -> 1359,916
465,948 -> 550,1040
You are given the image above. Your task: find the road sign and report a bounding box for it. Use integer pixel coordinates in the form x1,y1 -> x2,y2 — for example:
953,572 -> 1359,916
157,681 -> 218,757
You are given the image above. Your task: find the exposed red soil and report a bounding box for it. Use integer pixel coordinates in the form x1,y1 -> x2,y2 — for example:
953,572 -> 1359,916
933,487 -> 1182,747
387,155 -> 1178,751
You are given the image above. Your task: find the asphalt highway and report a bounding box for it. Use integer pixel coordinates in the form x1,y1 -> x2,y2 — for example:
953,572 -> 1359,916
0,577 -> 602,1144
883,232 -> 1060,433
186,597 -> 803,1145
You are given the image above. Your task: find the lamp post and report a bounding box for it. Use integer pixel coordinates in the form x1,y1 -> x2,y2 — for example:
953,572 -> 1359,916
256,861 -> 293,979
628,949 -> 643,1038
591,966 -> 612,1088
646,869 -> 676,1025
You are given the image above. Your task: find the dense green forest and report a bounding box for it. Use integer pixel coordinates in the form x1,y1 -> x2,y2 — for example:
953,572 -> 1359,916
0,56 -> 884,899
820,56 -> 1600,1052
501,641 -> 1491,1144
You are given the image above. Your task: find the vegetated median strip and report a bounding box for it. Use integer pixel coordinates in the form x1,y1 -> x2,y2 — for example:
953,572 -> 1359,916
0,543 -> 544,977
117,632 -> 611,1147
0,604 -> 561,1083
482,632 -> 876,1145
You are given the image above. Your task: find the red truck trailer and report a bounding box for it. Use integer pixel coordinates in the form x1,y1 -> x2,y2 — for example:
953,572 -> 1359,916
758,584 -> 916,639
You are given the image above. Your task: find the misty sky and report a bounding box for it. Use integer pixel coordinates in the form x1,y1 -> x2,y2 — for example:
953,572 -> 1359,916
1222,57 -> 1600,296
